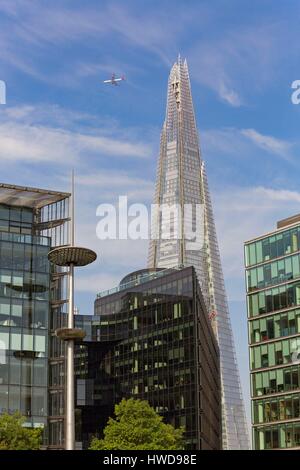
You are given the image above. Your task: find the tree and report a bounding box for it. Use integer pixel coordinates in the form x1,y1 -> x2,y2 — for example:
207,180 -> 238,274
0,412 -> 42,450
89,398 -> 184,450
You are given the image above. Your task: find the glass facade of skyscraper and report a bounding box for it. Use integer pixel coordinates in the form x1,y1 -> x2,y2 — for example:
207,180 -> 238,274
0,184 -> 70,448
75,266 -> 221,450
245,215 -> 300,449
0,208 -> 50,430
148,56 -> 249,449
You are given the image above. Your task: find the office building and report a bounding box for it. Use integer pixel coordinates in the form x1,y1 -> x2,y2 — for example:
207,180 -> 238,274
0,183 -> 70,448
245,214 -> 300,449
75,266 -> 221,450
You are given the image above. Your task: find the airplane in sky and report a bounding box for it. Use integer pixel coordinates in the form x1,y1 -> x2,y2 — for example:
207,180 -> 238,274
103,73 -> 126,86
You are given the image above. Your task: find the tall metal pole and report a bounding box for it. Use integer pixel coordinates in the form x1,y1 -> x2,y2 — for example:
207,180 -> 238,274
66,170 -> 75,450
48,169 -> 96,450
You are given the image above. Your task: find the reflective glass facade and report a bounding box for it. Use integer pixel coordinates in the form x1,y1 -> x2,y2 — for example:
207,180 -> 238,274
246,220 -> 300,449
148,56 -> 249,449
0,186 -> 70,448
0,209 -> 49,432
75,267 -> 221,450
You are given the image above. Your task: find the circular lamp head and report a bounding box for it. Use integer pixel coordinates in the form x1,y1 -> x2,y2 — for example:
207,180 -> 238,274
48,246 -> 97,267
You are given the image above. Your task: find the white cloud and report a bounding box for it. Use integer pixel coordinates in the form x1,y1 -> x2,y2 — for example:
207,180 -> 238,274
218,82 -> 243,107
188,19 -> 292,106
241,129 -> 292,160
0,122 -> 150,163
0,0 -> 298,104
201,127 -> 295,163
2,104 -> 96,126
0,1 -> 198,78
74,235 -> 149,294
75,272 -> 121,295
0,105 -> 153,164
212,185 -> 300,301
74,172 -> 154,202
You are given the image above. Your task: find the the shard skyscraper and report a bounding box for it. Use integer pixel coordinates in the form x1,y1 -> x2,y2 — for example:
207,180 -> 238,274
148,56 -> 250,450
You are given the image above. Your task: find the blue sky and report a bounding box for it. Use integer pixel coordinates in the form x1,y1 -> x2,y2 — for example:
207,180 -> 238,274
1,0 -> 300,434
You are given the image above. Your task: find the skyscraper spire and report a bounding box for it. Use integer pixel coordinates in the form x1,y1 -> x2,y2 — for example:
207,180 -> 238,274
148,58 -> 250,449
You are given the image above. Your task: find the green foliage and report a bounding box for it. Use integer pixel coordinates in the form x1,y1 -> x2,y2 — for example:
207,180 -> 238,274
0,412 -> 42,450
89,398 -> 184,450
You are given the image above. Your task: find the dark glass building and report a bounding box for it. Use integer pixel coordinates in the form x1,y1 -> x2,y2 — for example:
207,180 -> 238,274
75,266 -> 221,450
0,183 -> 70,448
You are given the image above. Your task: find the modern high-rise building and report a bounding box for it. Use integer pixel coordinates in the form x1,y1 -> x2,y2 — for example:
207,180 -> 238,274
245,214 -> 300,450
148,56 -> 249,449
75,266 -> 221,450
0,183 -> 70,448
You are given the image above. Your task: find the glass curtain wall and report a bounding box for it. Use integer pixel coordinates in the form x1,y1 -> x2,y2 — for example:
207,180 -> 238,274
246,222 -> 300,449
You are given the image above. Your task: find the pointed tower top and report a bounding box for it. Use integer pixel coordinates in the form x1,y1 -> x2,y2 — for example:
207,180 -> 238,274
177,53 -> 181,64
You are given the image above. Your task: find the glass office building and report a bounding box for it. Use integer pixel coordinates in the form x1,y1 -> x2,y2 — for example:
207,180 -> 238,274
245,214 -> 300,449
148,56 -> 249,449
0,183 -> 70,448
75,266 -> 221,450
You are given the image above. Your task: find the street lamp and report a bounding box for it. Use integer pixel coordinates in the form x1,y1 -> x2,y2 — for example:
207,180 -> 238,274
48,173 -> 97,450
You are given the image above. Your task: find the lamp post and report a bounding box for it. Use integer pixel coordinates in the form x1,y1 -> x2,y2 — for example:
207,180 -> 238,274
48,173 -> 97,450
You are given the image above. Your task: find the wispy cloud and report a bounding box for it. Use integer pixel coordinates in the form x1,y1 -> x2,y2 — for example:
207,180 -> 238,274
75,172 -> 154,201
1,1 -> 299,105
0,122 -> 151,163
74,233 -> 148,295
188,16 -> 296,106
0,1 -> 199,81
0,104 -> 153,165
75,272 -> 121,295
218,82 -> 243,107
241,129 -> 293,160
213,185 -> 300,301
202,127 -> 295,163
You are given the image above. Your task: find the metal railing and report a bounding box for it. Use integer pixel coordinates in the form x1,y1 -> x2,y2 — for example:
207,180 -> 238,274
96,265 -> 185,298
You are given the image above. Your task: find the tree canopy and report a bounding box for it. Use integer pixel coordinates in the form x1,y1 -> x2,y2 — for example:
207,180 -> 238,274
89,398 -> 184,450
0,412 -> 42,450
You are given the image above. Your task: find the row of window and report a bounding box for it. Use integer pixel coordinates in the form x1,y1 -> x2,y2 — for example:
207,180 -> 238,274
0,273 -> 49,302
96,277 -> 193,314
96,322 -> 194,344
0,231 -> 49,247
114,356 -> 193,375
245,227 -> 300,267
113,326 -> 193,352
119,374 -> 194,394
250,337 -> 300,370
252,365 -> 300,397
0,356 -> 47,386
254,422 -> 300,449
247,281 -> 300,317
124,386 -> 197,412
0,298 -> 48,329
246,253 -> 300,292
253,393 -> 300,424
94,306 -> 193,342
0,328 -> 47,354
0,221 -> 32,236
0,384 -> 47,417
0,205 -> 33,223
249,309 -> 300,343
0,242 -> 50,273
